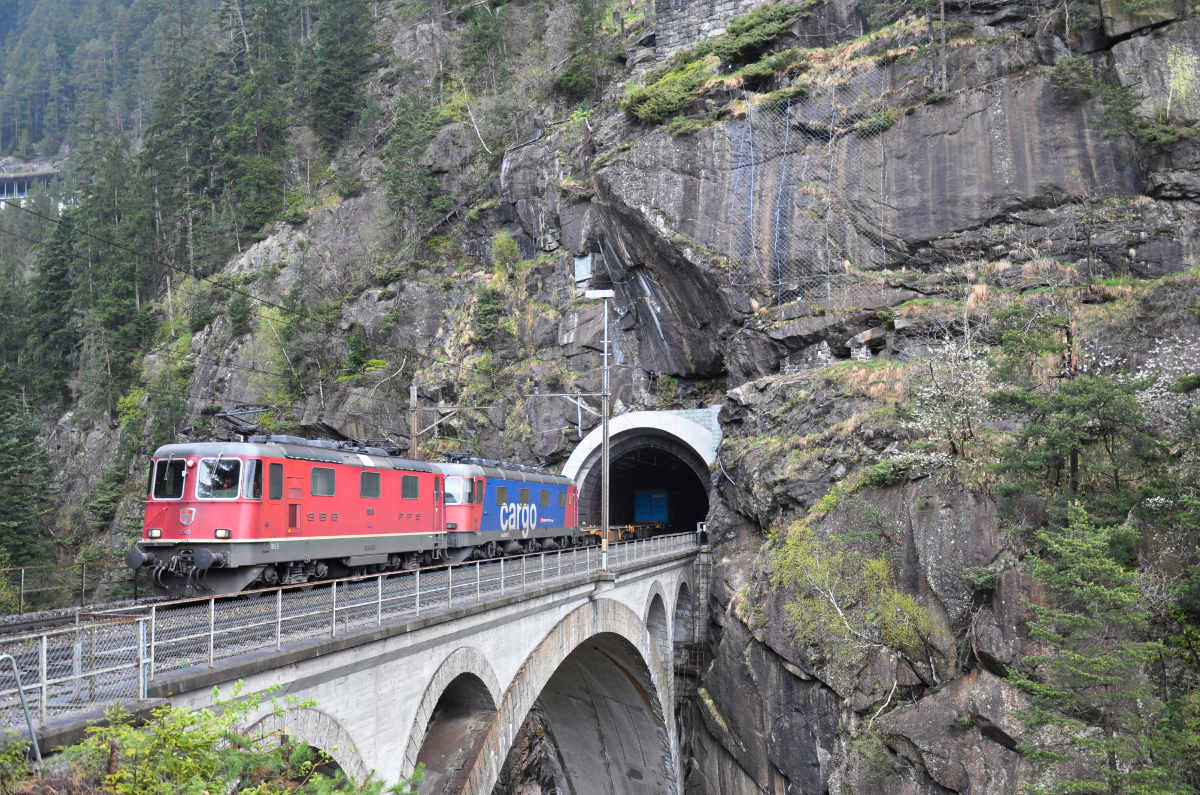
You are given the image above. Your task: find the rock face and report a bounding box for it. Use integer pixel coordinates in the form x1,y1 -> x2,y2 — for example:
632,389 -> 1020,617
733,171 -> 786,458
1113,19 -> 1200,126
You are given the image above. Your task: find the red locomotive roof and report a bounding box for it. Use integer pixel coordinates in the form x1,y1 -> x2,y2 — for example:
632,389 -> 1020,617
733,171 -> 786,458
150,439 -> 439,472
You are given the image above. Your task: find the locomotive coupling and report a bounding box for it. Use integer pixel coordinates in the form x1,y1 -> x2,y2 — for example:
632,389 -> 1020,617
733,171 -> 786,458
124,549 -> 157,569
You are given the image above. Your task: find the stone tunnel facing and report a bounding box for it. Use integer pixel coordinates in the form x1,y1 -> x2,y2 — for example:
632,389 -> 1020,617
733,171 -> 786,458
578,433 -> 710,535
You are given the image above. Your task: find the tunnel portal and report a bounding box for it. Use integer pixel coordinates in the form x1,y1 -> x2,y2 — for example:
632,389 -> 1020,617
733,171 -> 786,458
564,411 -> 717,537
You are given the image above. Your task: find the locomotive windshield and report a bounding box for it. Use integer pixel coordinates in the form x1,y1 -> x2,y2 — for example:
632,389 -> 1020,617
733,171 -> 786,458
444,476 -> 463,504
152,459 -> 186,499
196,458 -> 241,499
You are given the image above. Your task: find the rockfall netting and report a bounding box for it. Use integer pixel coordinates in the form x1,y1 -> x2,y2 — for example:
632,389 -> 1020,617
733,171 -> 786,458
723,68 -> 893,307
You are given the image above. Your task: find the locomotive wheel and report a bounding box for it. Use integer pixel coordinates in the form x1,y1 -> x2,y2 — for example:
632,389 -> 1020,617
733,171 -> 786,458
484,541 -> 497,559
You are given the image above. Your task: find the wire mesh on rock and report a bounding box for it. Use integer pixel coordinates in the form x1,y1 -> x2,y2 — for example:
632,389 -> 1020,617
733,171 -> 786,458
724,68 -> 892,308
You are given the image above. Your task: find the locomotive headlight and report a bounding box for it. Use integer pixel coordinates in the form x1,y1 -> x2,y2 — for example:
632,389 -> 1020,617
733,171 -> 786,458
214,528 -> 231,539
147,528 -> 162,539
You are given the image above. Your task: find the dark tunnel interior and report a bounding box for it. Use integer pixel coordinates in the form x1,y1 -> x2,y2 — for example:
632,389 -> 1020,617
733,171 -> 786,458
607,446 -> 709,535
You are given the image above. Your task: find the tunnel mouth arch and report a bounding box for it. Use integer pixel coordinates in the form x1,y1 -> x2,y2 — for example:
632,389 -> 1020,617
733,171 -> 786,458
496,631 -> 674,795
577,432 -> 710,535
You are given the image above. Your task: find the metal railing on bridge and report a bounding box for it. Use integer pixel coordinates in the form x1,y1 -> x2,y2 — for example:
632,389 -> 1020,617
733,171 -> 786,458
0,532 -> 698,736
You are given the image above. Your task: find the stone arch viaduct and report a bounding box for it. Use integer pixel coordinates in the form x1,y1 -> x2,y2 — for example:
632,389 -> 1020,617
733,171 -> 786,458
160,549 -> 705,795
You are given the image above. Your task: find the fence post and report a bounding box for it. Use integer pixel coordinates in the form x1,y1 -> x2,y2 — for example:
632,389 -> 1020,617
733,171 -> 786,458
500,559 -> 505,596
275,589 -> 282,651
70,635 -> 81,701
208,598 -> 215,668
476,561 -> 481,603
558,550 -> 561,580
136,619 -> 147,700
150,605 -> 157,679
39,635 -> 47,726
415,569 -> 420,616
448,565 -> 453,608
331,581 -> 338,638
377,575 -> 383,626
522,555 -> 526,592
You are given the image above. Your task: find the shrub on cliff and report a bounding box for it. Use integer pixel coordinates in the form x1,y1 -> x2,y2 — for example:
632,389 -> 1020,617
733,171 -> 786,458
694,3 -> 809,65
771,520 -> 936,671
621,58 -> 715,124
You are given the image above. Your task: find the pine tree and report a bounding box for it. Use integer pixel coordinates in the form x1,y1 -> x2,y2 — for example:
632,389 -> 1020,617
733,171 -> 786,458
307,0 -> 372,152
0,395 -> 55,565
20,220 -> 77,405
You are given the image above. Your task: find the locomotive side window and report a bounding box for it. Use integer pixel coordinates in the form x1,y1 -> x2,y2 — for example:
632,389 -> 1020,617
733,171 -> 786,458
496,486 -> 508,505
464,478 -> 475,504
361,471 -> 381,498
311,467 -> 336,496
558,491 -> 566,508
539,490 -> 549,507
244,459 -> 263,499
401,475 -> 419,499
196,458 -> 241,499
444,477 -> 463,504
269,463 -> 283,500
152,460 -> 186,499
519,488 -> 530,504
475,479 -> 484,504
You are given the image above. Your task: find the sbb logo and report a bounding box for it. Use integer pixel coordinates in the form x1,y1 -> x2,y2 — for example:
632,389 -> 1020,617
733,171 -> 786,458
499,503 -> 538,536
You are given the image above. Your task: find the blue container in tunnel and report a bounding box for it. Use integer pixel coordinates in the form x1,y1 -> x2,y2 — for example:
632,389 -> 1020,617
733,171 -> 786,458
634,489 -> 669,523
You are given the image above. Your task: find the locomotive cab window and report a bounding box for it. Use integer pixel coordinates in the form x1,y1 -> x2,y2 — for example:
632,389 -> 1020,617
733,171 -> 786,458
152,459 -> 186,499
496,486 -> 508,505
361,471 -> 381,498
401,475 -> 419,499
196,458 -> 241,499
464,478 -> 475,504
444,477 -> 463,504
519,488 -> 530,504
311,467 -> 335,497
244,459 -> 263,499
475,479 -> 484,504
269,463 -> 283,500
539,490 -> 549,507
558,491 -> 567,508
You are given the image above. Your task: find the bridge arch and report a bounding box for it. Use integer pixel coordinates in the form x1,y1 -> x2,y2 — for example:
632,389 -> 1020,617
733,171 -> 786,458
247,707 -> 370,784
458,598 -> 677,795
403,647 -> 502,790
562,411 -> 715,535
646,592 -> 670,674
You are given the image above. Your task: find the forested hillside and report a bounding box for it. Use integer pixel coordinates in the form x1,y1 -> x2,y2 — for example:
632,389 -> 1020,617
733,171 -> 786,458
0,0 -> 384,567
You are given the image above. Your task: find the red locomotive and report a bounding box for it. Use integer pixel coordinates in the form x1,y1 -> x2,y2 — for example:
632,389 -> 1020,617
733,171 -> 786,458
124,435 -> 584,597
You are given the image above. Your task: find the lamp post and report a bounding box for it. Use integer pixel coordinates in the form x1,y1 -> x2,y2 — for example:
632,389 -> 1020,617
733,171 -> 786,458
585,289 -> 615,569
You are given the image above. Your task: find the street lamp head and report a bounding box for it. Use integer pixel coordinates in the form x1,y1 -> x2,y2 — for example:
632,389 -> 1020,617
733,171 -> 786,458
584,289 -> 615,300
